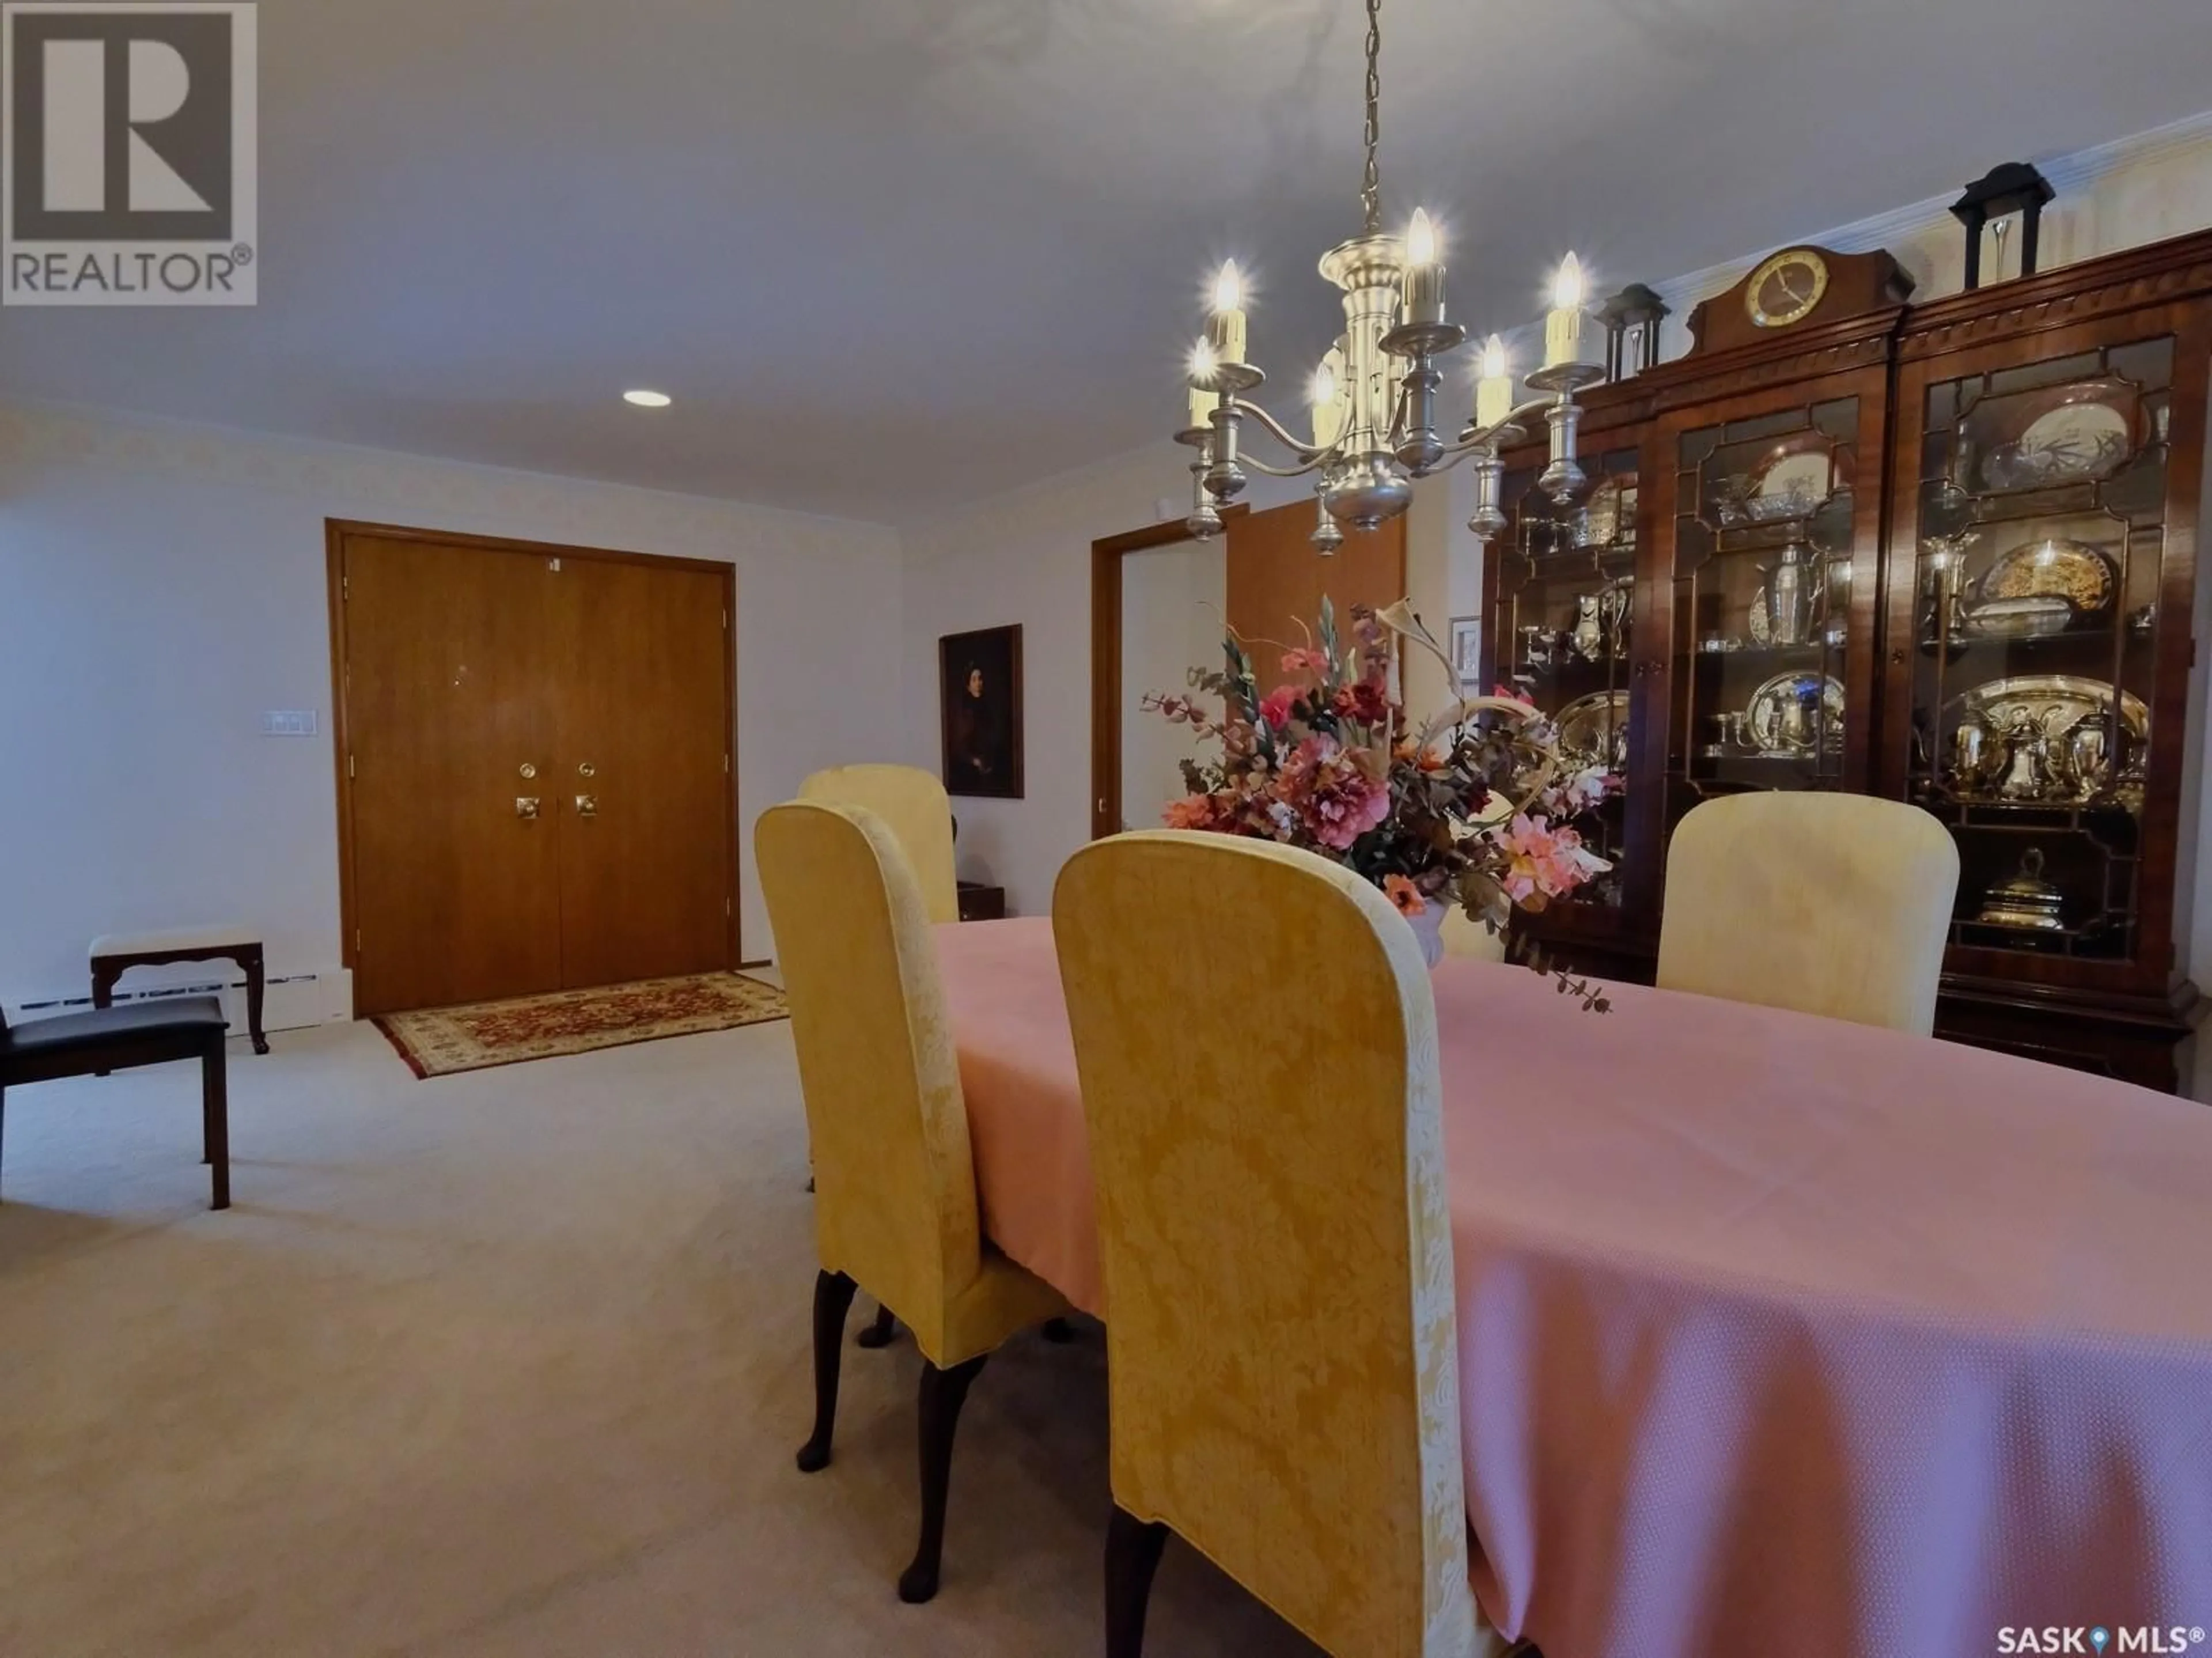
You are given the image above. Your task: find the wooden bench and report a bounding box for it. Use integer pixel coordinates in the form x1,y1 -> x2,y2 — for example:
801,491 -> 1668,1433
90,925 -> 268,1055
0,998 -> 231,1209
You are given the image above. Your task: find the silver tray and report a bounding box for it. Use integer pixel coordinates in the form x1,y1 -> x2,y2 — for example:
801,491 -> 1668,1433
1555,689 -> 1631,771
1945,673 -> 2148,740
1745,671 -> 1845,755
1977,536 -> 2116,613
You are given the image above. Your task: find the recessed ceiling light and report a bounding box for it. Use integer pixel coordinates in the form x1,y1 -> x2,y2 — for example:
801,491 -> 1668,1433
623,389 -> 672,408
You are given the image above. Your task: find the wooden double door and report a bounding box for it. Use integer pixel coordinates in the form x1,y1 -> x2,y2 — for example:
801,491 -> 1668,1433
331,524 -> 737,1017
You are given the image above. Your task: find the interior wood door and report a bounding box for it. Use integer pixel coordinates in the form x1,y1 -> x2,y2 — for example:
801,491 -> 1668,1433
550,557 -> 734,989
1225,499 -> 1406,692
340,535 -> 566,1016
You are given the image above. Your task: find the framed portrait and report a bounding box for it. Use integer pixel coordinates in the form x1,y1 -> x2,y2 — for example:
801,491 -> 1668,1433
940,624 -> 1025,798
1449,616 -> 1483,694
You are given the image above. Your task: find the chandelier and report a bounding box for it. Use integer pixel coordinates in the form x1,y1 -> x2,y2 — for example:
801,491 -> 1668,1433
1177,0 -> 1603,554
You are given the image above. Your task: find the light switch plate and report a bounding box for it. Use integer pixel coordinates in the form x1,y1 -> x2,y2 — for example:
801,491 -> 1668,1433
262,710 -> 319,737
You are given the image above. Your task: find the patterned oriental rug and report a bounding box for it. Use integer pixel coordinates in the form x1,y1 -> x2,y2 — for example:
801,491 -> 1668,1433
374,973 -> 789,1078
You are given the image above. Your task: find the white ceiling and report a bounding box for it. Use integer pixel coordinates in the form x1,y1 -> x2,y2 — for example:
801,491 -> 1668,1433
6,0 -> 2210,523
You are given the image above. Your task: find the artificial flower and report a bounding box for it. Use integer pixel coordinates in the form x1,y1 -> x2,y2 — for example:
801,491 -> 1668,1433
1382,875 -> 1427,917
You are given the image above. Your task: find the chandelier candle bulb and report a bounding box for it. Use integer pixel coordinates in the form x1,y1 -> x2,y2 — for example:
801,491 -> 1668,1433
1187,340 -> 1219,431
1476,335 -> 1513,429
1544,252 -> 1590,369
1402,209 -> 1445,328
1311,350 -> 1346,449
1207,262 -> 1249,366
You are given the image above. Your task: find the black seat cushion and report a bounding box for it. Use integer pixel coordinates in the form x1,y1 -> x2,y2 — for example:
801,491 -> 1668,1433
3,996 -> 228,1054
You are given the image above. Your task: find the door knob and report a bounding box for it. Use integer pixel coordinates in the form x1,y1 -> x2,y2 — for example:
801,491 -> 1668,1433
518,762 -> 538,780
578,760 -> 597,778
516,797 -> 541,820
574,794 -> 599,818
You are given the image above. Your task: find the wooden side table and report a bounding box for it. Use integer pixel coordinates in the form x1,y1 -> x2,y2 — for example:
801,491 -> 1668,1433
90,926 -> 268,1055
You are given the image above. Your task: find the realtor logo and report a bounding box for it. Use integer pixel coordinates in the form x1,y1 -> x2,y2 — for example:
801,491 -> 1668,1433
2,2 -> 256,304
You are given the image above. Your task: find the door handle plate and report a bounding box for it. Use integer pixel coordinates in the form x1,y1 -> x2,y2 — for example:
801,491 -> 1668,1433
516,797 -> 541,820
575,794 -> 598,818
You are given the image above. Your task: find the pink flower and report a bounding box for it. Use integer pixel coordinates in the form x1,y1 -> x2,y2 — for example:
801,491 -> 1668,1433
1257,686 -> 1298,730
1280,735 -> 1391,850
1382,875 -> 1427,917
1332,680 -> 1390,724
1280,647 -> 1334,677
1493,813 -> 1609,904
1163,794 -> 1225,831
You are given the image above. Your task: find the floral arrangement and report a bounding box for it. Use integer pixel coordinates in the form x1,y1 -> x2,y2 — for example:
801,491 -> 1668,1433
1145,598 -> 1615,1003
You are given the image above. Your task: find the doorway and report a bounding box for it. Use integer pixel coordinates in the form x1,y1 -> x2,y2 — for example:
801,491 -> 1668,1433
328,522 -> 737,1017
1090,500 -> 1406,838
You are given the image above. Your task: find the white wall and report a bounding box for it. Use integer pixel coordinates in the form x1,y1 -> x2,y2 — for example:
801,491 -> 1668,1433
1118,538 -> 1226,830
900,447 -> 1319,915
0,401 -> 902,1015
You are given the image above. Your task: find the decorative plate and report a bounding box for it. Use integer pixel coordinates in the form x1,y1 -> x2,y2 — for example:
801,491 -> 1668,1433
1945,674 -> 2149,740
1555,690 -> 1631,771
1575,475 -> 1638,549
1976,536 -> 2116,612
1715,434 -> 1837,527
1744,672 -> 1845,754
1969,378 -> 2139,492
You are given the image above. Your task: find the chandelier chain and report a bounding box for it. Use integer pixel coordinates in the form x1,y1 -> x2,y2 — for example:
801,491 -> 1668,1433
1360,0 -> 1381,236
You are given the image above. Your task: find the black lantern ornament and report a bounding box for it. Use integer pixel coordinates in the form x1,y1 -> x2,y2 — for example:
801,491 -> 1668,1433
1950,162 -> 2055,290
1598,283 -> 1670,380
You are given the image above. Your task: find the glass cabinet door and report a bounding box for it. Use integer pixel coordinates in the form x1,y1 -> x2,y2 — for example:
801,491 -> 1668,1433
1491,447 -> 1639,910
1660,396 -> 1868,810
1900,337 -> 2175,965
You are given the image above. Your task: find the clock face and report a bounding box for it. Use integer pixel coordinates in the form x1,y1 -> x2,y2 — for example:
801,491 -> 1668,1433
1745,249 -> 1831,329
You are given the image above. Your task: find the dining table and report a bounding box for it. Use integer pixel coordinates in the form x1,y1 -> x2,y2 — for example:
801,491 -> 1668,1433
934,915 -> 2212,1658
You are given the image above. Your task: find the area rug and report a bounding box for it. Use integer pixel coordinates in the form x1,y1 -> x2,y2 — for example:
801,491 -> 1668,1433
374,972 -> 789,1078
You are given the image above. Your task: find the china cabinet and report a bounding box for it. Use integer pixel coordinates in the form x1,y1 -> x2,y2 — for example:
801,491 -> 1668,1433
1487,377 -> 1654,975
1483,229 -> 2212,1090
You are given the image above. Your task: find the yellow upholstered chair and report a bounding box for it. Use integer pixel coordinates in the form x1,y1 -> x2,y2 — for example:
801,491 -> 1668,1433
755,800 -> 1068,1603
1053,831 -> 1493,1658
798,764 -> 961,926
1657,792 -> 1960,1035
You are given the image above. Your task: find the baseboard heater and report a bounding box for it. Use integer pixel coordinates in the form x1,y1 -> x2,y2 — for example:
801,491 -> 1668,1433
5,971 -> 349,1033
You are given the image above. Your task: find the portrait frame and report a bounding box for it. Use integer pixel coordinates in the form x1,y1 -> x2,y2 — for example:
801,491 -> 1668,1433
939,624 -> 1025,798
1449,616 -> 1483,695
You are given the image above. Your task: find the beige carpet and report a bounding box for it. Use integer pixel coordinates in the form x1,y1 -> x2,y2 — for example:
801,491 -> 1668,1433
0,1017 -> 1320,1656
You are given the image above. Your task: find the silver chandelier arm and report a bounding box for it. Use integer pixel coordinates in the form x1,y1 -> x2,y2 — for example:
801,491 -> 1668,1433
1228,397 -> 1331,465
1442,395 -> 1558,458
1239,452 -> 1334,479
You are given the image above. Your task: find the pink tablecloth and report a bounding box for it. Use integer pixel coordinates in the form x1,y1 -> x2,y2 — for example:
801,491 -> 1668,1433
937,917 -> 2212,1658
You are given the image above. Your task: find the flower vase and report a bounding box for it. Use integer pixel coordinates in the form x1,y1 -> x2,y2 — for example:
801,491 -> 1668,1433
1403,900 -> 1448,970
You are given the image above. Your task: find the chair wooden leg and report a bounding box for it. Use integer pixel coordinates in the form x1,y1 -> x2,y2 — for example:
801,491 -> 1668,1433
1105,1505 -> 1170,1658
201,1040 -> 230,1210
856,1304 -> 897,1349
796,1270 -> 857,1473
897,1353 -> 987,1604
240,945 -> 270,1055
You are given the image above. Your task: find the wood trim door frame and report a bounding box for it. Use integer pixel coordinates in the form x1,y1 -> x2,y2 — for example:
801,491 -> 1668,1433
324,519 -> 743,1001
1089,507 -> 1245,841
